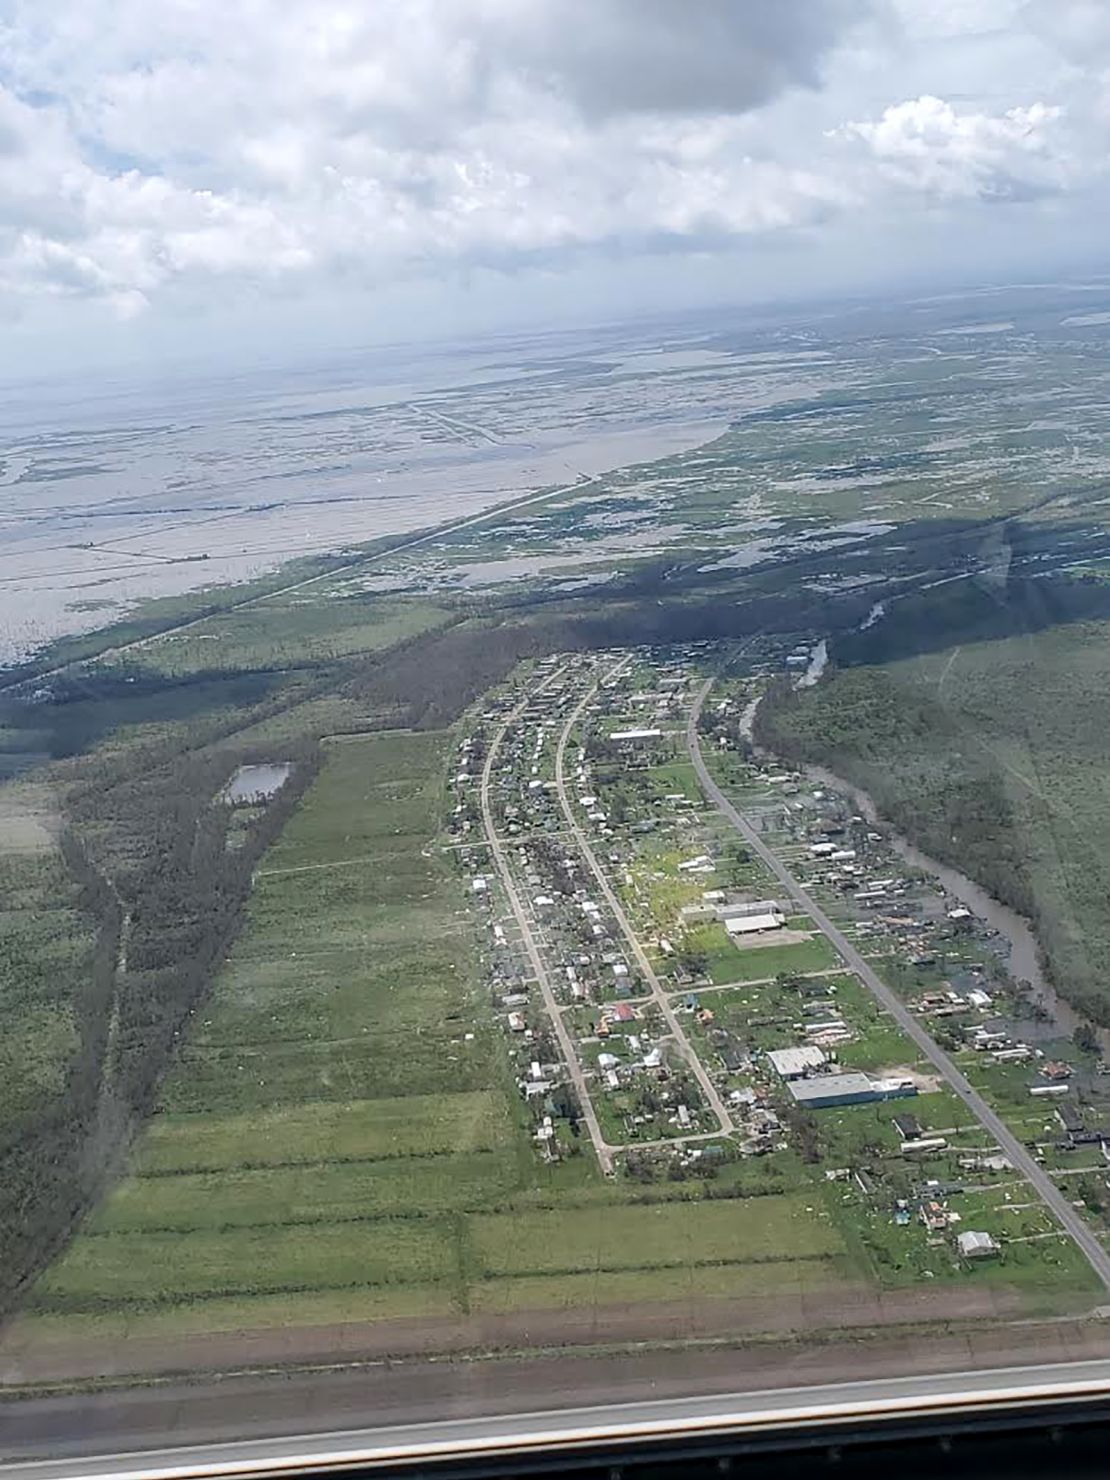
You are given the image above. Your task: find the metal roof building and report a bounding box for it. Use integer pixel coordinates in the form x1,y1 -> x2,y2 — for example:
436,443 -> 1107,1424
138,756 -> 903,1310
719,899 -> 782,918
724,912 -> 784,935
788,1072 -> 918,1109
767,1045 -> 826,1080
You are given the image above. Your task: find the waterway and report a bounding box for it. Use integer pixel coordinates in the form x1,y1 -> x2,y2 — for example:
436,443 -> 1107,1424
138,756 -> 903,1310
805,761 -> 1105,1049
746,679 -> 1100,1048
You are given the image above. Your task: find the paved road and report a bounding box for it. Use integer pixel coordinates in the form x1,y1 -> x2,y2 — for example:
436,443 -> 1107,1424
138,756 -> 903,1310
479,667 -> 612,1172
556,664 -> 734,1136
687,678 -> 1110,1293
5,1360 -> 1110,1478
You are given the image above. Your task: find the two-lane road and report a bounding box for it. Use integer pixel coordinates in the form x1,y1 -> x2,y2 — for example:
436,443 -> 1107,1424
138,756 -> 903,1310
479,667 -> 612,1173
686,677 -> 1110,1293
556,664 -> 734,1137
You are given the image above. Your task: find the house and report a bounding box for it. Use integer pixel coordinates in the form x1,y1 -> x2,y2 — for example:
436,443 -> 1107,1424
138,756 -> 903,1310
1056,1104 -> 1086,1135
1041,1061 -> 1073,1081
919,1200 -> 950,1234
893,1112 -> 923,1141
957,1230 -> 999,1259
718,899 -> 781,920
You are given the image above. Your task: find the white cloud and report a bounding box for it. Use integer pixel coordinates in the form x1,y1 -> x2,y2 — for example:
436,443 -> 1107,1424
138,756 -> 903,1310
0,0 -> 1107,332
836,95 -> 1075,201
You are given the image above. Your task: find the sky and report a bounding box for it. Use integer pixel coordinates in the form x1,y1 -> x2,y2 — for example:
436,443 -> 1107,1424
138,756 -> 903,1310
4,0 -> 1110,377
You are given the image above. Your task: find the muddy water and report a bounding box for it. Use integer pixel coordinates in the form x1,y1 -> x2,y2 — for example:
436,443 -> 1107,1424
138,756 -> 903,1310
805,762 -> 1107,1049
224,762 -> 292,804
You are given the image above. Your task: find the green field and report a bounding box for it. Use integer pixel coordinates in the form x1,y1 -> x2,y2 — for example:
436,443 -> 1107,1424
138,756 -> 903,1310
109,596 -> 451,679
160,731 -> 498,1112
682,922 -> 840,984
89,1151 -> 518,1233
134,1093 -> 509,1174
469,1195 -> 841,1276
27,729 -> 527,1321
33,726 -> 858,1339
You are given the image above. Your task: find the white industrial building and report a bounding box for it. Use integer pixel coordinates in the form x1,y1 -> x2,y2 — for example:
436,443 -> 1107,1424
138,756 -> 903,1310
725,912 -> 784,936
767,1045 -> 826,1079
719,899 -> 782,918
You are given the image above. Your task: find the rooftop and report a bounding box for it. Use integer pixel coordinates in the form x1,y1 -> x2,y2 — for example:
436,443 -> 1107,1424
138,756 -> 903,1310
767,1045 -> 826,1078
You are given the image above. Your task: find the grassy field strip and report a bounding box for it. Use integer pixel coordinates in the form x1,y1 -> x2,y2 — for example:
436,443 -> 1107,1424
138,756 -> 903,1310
36,1222 -> 458,1309
470,1195 -> 842,1275
256,852 -> 413,877
88,1153 -> 519,1233
42,1190 -> 845,1315
135,1092 -> 508,1174
469,1258 -> 856,1314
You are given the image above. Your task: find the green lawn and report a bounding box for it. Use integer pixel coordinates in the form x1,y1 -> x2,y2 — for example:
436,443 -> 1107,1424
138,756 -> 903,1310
684,922 -> 840,984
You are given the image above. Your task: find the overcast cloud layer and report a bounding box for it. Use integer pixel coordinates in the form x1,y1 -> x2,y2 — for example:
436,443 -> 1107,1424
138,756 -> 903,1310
3,0 -> 1110,364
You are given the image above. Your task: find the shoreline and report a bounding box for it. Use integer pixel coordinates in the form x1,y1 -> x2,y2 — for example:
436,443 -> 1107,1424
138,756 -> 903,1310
0,416 -> 729,672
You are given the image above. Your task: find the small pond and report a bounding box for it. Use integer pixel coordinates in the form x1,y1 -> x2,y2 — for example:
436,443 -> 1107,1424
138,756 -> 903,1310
223,762 -> 292,805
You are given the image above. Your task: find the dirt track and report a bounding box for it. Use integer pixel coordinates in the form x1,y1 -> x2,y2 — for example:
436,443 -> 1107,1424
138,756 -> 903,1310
4,1309 -> 1110,1462
0,1281 -> 1059,1388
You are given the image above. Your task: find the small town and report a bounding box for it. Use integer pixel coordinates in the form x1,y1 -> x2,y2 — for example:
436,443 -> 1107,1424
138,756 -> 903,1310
450,642 -> 1110,1288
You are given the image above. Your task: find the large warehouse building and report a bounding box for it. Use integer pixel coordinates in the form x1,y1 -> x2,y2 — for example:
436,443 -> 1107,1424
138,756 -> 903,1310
725,911 -> 784,936
788,1072 -> 918,1109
